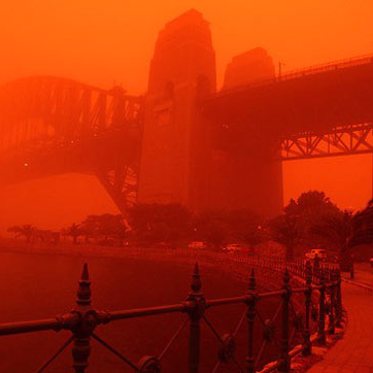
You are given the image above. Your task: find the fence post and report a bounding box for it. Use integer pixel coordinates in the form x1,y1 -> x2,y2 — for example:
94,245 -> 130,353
72,264 -> 94,373
317,270 -> 326,344
303,260 -> 312,355
328,271 -> 336,335
187,263 -> 205,373
278,269 -> 291,372
335,269 -> 343,327
246,269 -> 256,373
313,255 -> 320,281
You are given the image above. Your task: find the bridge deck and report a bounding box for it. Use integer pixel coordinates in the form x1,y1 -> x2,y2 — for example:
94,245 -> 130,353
308,266 -> 373,372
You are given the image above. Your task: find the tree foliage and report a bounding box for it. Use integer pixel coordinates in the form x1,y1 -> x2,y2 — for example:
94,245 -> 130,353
310,210 -> 354,254
7,224 -> 35,243
349,199 -> 373,247
193,209 -> 263,249
65,223 -> 82,244
128,203 -> 192,244
284,191 -> 340,246
80,214 -> 126,245
268,214 -> 300,260
269,191 -> 342,259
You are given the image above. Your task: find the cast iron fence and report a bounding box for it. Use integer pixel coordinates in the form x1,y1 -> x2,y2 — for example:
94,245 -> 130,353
0,256 -> 342,373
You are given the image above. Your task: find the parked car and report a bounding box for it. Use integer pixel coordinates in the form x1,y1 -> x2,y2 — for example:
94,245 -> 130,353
305,248 -> 327,261
188,241 -> 207,250
223,243 -> 246,253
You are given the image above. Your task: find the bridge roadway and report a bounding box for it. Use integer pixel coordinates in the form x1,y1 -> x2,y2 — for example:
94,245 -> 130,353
308,265 -> 373,373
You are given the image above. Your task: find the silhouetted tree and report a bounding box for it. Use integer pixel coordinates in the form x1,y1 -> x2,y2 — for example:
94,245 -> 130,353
311,210 -> 354,255
349,199 -> 373,247
7,224 -> 35,243
66,223 -> 81,244
269,214 -> 301,261
283,191 -> 341,246
128,203 -> 192,244
192,209 -> 263,250
80,214 -> 127,246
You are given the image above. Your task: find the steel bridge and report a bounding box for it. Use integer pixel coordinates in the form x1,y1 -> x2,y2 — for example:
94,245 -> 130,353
204,54 -> 373,160
0,76 -> 143,214
1,55 -> 373,213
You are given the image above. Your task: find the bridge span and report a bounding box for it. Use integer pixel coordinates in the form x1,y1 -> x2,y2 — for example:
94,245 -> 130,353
0,76 -> 143,214
1,10 -> 373,216
204,54 -> 373,161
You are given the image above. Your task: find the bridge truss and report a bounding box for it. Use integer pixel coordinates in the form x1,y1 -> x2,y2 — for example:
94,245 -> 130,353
281,123 -> 373,160
0,76 -> 143,214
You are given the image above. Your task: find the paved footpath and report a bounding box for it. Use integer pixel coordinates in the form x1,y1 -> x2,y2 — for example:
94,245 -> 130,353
308,267 -> 373,372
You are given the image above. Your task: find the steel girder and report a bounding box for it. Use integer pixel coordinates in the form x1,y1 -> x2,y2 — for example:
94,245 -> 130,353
0,76 -> 143,214
281,123 -> 373,160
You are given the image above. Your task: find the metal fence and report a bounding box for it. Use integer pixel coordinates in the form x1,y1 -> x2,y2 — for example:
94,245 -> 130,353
0,256 -> 342,373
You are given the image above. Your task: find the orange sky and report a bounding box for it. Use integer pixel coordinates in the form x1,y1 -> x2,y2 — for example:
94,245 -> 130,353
0,1 -> 372,231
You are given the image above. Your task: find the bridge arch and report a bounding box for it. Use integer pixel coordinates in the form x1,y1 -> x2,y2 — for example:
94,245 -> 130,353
0,76 -> 143,214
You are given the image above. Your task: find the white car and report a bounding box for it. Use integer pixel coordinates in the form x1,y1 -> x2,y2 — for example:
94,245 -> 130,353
223,243 -> 246,253
188,241 -> 207,250
305,249 -> 327,261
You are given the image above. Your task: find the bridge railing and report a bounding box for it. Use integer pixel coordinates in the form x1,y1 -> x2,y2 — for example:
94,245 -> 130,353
278,53 -> 373,82
212,53 -> 373,99
0,256 -> 342,373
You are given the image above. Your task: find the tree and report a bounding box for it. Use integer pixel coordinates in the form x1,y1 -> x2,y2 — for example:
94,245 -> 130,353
193,211 -> 228,250
311,210 -> 354,255
284,191 -> 341,246
349,199 -> 373,248
269,214 -> 301,261
310,209 -> 356,273
128,203 -> 192,244
80,214 -> 127,246
7,225 -> 35,243
66,223 -> 82,244
192,209 -> 263,249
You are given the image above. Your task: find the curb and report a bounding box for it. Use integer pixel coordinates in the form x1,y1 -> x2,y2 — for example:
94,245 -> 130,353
342,277 -> 373,292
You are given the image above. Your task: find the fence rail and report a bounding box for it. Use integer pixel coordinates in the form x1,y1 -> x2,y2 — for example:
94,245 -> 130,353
0,254 -> 342,373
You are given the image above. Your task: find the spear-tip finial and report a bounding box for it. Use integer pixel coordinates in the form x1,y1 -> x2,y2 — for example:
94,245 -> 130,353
249,268 -> 256,291
283,268 -> 290,285
81,263 -> 89,282
191,262 -> 202,293
76,263 -> 91,307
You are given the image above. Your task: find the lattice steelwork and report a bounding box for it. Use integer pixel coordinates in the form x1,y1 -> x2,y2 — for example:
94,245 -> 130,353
0,76 -> 143,212
281,123 -> 373,160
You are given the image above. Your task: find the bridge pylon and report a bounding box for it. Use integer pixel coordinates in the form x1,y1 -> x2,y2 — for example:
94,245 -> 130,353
138,9 -> 217,211
139,10 -> 283,216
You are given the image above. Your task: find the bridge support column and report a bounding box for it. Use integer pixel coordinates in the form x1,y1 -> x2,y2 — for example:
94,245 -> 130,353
205,141 -> 283,216
138,10 -> 216,210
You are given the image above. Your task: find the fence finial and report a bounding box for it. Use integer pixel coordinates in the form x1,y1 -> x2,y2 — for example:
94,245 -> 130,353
283,268 -> 290,286
249,269 -> 256,291
305,260 -> 312,284
76,263 -> 91,307
191,262 -> 202,294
